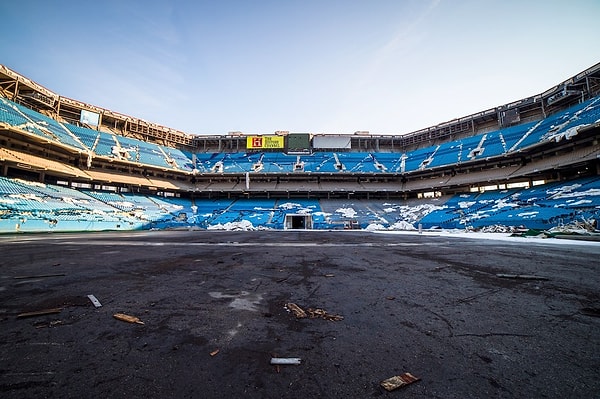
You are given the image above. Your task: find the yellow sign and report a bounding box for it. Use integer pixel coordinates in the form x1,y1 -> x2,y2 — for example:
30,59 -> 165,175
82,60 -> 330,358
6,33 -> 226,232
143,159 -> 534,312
246,136 -> 284,149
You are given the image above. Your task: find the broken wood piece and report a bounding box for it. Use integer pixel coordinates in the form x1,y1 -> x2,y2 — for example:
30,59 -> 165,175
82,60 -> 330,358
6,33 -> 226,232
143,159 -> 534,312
285,303 -> 307,318
307,307 -> 344,321
380,372 -> 420,391
210,349 -> 220,357
13,273 -> 65,280
17,308 -> 62,318
87,294 -> 102,308
113,313 -> 144,325
496,273 -> 549,281
270,357 -> 301,365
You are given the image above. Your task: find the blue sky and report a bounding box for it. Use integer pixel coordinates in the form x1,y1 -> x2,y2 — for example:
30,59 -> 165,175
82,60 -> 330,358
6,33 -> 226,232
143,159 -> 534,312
1,0 -> 599,136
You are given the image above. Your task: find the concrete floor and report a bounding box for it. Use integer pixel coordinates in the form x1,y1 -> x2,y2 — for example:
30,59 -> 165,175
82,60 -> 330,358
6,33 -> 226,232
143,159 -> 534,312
1,230 -> 599,398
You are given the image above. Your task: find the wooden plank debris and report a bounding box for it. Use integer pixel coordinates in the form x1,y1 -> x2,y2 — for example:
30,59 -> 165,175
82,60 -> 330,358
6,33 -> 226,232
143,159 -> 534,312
17,308 -> 62,318
285,303 -> 307,318
13,273 -> 65,280
113,313 -> 145,325
306,307 -> 344,321
380,372 -> 420,391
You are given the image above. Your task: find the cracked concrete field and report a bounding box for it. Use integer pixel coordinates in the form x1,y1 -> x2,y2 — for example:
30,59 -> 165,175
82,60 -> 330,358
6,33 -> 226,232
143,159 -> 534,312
1,231 -> 599,398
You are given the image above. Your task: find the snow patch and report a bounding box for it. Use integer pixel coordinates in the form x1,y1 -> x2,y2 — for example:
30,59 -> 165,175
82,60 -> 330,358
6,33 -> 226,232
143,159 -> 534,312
552,188 -> 600,199
278,202 -> 301,210
208,220 -> 256,231
458,201 -> 476,209
389,221 -> 416,230
365,223 -> 387,231
336,207 -> 357,218
517,211 -> 539,219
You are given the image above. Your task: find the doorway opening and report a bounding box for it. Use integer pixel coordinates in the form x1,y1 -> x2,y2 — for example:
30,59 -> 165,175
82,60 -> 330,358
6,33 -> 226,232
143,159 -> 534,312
285,214 -> 313,230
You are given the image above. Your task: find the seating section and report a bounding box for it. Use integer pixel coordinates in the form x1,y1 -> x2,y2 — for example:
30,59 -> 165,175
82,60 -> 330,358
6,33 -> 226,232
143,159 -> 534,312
159,145 -> 196,172
418,176 -> 600,229
65,123 -> 99,150
2,94 -> 600,233
2,95 -> 599,175
0,177 -> 136,232
0,98 -> 31,127
113,135 -> 173,168
542,97 -> 600,142
509,101 -> 592,151
0,175 -> 599,233
1,98 -> 86,150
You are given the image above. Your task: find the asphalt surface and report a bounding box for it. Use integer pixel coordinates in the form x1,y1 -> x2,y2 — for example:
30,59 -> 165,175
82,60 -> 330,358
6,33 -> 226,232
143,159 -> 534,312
1,230 -> 599,398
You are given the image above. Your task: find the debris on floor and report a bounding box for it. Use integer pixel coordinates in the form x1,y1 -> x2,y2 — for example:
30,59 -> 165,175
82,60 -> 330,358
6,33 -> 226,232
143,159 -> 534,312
17,308 -> 62,318
285,303 -> 307,318
285,303 -> 343,321
306,307 -> 344,321
113,313 -> 145,325
13,273 -> 65,280
34,320 -> 63,329
87,294 -> 102,308
270,357 -> 301,365
380,372 -> 420,391
210,349 -> 220,357
496,273 -> 549,281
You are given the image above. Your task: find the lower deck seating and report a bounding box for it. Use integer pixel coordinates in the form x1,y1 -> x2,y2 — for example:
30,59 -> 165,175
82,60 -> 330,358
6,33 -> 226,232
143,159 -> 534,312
0,176 -> 598,233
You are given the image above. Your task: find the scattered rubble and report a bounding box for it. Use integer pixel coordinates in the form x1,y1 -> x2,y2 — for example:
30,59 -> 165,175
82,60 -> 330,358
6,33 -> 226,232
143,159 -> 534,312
285,303 -> 343,321
380,372 -> 420,391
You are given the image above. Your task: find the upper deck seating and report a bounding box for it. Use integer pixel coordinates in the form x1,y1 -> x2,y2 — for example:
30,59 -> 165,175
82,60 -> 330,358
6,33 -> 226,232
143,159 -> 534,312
65,123 -> 99,150
159,146 -> 195,172
113,135 -> 172,168
3,98 -> 85,150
